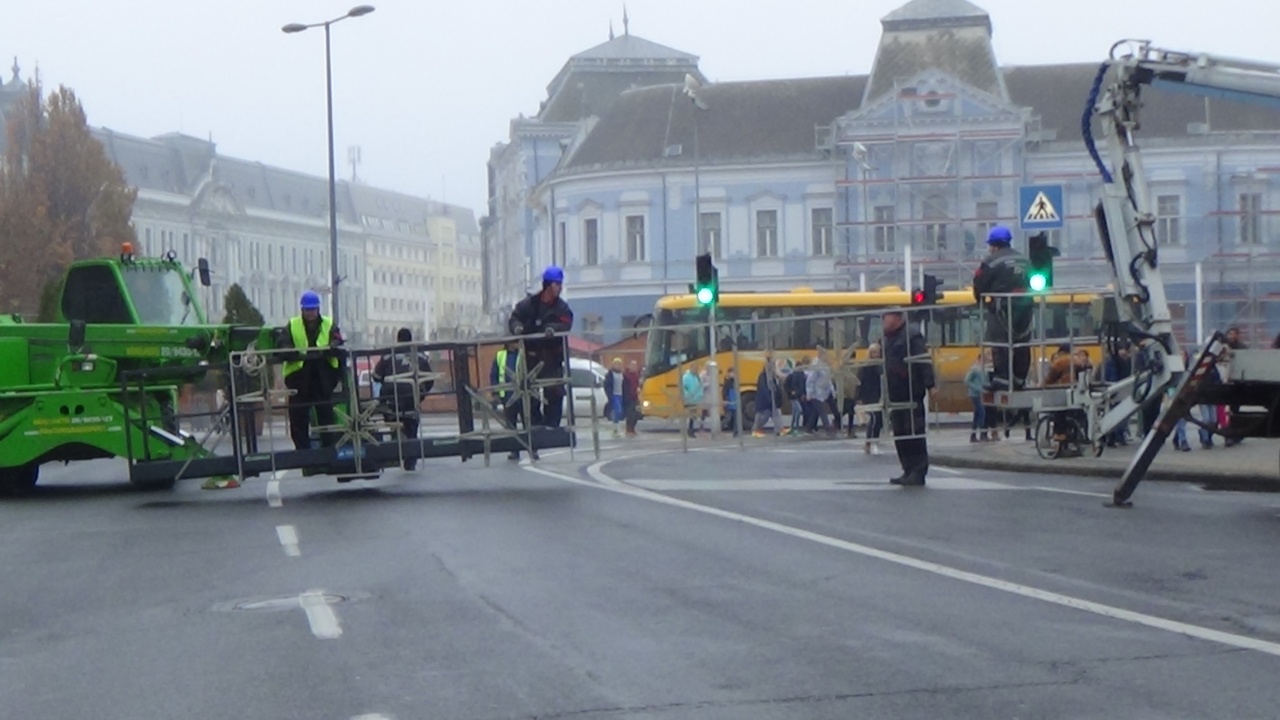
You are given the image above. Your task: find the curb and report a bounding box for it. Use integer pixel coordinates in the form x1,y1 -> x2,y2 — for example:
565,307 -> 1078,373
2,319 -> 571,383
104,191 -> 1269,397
930,452 -> 1280,491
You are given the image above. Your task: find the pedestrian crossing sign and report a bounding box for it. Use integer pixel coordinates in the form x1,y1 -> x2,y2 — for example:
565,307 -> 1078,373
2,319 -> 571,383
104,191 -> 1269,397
1019,185 -> 1064,229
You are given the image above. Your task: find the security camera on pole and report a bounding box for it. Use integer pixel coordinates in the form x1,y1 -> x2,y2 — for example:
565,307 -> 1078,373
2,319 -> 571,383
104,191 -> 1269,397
684,73 -> 719,437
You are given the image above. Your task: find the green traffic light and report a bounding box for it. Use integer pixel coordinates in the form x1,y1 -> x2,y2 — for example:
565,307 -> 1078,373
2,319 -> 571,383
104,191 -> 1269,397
696,286 -> 714,305
1029,273 -> 1048,292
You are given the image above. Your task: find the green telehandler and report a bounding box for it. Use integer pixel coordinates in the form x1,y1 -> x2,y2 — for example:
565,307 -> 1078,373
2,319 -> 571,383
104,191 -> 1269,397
0,244 -> 573,494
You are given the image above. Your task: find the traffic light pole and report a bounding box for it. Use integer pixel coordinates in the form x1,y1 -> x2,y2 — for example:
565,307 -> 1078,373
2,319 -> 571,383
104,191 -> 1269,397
690,97 -> 720,438
708,303 -> 720,438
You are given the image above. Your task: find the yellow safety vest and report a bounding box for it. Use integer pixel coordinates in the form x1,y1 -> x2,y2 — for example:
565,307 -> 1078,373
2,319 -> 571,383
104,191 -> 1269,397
495,349 -> 509,385
281,315 -> 339,378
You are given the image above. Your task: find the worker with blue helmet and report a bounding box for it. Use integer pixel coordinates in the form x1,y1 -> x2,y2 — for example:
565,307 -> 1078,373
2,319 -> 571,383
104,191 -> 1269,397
985,225 -> 1013,244
972,225 -> 1033,391
506,265 -> 575,434
278,289 -> 344,454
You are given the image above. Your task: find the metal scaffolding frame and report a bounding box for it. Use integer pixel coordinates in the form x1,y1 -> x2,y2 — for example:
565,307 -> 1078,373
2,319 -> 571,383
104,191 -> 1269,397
830,78 -> 1034,293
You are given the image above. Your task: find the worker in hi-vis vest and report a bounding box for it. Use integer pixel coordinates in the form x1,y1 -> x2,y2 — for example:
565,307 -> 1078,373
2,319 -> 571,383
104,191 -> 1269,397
279,290 -> 344,450
491,339 -> 536,460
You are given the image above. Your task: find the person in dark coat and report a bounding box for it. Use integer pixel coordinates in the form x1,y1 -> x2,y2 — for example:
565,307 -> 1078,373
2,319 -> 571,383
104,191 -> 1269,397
972,225 -> 1032,390
880,311 -> 936,486
856,342 -> 885,454
623,360 -> 641,436
752,357 -> 784,436
372,328 -> 434,470
508,266 -> 574,428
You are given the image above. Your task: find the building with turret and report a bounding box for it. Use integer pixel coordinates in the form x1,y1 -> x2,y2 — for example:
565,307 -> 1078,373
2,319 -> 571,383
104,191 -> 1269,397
482,14 -> 704,330
485,0 -> 1280,347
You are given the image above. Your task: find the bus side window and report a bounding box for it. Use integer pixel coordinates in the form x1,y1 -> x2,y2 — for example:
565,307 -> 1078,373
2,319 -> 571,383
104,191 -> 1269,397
856,316 -> 873,348
938,307 -> 980,346
924,313 -> 944,347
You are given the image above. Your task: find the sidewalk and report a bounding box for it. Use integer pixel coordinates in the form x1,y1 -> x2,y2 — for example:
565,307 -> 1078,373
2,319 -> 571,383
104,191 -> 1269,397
928,428 -> 1280,487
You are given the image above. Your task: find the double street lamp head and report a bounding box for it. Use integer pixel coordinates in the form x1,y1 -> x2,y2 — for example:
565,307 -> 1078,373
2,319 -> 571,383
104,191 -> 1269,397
281,5 -> 375,33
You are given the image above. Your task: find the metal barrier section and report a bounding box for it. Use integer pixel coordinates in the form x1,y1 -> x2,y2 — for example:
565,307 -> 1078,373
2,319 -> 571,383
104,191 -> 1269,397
974,288 -> 1135,457
641,304 -> 937,448
119,334 -> 579,486
460,333 -> 603,465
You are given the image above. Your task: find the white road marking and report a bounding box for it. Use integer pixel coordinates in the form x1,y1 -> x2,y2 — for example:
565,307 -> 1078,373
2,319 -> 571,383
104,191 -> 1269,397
618,476 -> 1011,492
932,466 -> 964,475
276,525 -> 301,557
266,480 -> 283,508
522,460 -> 1280,659
1031,486 -> 1113,499
351,714 -> 396,720
299,590 -> 342,639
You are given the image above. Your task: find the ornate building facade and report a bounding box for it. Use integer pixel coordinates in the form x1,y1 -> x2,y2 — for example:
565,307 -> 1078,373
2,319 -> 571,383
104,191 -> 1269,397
487,0 -> 1280,347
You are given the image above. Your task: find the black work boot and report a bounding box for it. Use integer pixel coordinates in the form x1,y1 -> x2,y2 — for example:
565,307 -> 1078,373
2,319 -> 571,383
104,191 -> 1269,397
898,473 -> 926,487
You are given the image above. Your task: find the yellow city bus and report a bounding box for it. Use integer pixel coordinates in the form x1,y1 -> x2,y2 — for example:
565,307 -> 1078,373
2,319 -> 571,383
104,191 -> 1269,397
640,287 -> 1104,419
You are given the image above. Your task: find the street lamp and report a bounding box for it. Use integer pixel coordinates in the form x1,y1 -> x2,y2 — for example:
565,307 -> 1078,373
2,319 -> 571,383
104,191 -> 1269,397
282,4 -> 375,330
683,74 -> 721,437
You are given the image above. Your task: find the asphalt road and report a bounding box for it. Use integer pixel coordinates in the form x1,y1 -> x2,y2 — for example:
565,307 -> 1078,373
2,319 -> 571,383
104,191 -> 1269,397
3,436 -> 1280,719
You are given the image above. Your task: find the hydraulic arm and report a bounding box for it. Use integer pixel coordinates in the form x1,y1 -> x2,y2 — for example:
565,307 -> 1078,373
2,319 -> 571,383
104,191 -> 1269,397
1085,40 -> 1280,504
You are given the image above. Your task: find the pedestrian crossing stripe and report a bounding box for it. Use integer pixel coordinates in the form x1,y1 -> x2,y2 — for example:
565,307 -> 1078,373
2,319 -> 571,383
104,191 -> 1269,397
1024,191 -> 1060,222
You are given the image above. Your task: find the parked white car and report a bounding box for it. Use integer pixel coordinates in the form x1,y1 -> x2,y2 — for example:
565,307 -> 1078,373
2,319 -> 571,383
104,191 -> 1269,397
564,357 -> 610,421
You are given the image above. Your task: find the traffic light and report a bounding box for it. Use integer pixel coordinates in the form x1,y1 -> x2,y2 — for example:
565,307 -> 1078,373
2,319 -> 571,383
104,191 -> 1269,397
1028,233 -> 1060,292
911,274 -> 943,306
923,274 -> 942,305
695,253 -> 718,307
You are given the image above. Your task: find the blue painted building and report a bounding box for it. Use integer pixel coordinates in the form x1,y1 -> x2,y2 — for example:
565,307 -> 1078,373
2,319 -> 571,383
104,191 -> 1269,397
487,0 -> 1280,347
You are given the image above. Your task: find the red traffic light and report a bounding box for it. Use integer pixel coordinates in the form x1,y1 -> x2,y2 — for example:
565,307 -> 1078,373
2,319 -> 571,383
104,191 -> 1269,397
912,290 -> 926,305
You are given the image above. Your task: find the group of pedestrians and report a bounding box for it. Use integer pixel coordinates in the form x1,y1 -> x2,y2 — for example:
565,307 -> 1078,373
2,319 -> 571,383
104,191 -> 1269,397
745,309 -> 935,486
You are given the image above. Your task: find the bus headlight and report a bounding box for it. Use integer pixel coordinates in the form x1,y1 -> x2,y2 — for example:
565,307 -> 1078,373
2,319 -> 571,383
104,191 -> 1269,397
643,400 -> 650,408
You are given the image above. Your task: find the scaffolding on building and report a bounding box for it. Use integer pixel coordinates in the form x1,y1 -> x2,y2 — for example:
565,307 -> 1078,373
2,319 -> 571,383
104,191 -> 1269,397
816,81 -> 1280,347
825,78 -> 1041,295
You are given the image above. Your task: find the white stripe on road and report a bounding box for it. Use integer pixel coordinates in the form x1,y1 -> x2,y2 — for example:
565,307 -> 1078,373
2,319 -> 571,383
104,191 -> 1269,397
351,714 -> 396,720
617,476 -> 1011,492
520,458 -> 1280,659
266,480 -> 283,508
1031,486 -> 1112,499
276,525 -> 301,557
299,590 -> 342,639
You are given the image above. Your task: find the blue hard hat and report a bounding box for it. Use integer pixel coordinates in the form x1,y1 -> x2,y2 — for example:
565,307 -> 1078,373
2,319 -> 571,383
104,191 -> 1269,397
986,225 -> 1013,244
542,265 -> 564,284
300,290 -> 322,310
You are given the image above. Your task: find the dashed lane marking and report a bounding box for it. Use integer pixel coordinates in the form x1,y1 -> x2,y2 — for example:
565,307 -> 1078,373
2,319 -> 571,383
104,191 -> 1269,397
276,525 -> 301,557
299,590 -> 342,639
266,480 -> 283,508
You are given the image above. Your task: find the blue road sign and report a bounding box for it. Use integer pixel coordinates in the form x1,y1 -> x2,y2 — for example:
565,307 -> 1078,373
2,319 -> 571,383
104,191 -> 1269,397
1019,185 -> 1064,230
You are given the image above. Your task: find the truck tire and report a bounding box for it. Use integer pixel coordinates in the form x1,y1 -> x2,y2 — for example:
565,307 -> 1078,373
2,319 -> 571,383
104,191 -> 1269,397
0,463 -> 40,496
740,392 -> 757,425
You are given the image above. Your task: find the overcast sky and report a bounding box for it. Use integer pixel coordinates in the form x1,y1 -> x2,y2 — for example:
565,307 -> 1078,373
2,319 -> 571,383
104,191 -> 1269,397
6,0 -> 1276,213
